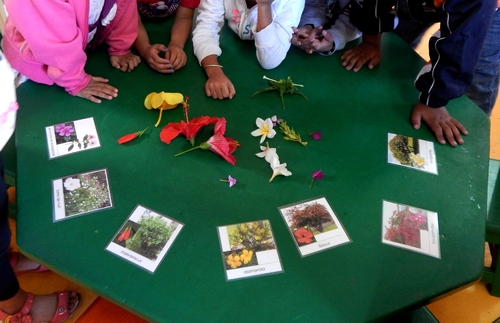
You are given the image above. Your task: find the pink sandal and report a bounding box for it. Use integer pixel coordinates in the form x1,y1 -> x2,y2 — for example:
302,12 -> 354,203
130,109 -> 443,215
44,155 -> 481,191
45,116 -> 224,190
9,251 -> 49,275
0,291 -> 80,323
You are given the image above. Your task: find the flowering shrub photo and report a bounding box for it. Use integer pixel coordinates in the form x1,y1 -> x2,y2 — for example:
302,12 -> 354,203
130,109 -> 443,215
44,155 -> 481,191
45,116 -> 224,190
384,205 -> 428,248
62,170 -> 111,217
285,202 -> 337,234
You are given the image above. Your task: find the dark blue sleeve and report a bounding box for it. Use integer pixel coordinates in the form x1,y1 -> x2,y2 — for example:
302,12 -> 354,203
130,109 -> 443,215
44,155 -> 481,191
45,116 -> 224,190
349,0 -> 397,34
416,0 -> 497,108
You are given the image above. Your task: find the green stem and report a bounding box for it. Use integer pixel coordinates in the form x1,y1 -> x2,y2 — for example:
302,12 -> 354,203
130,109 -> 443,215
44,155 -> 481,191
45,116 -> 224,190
310,178 -> 314,188
174,145 -> 201,157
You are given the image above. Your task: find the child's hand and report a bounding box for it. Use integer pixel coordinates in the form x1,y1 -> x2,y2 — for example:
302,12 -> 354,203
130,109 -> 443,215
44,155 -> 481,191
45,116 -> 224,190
291,26 -> 318,54
76,76 -> 118,103
165,45 -> 187,71
341,41 -> 381,72
205,68 -> 236,100
308,30 -> 335,53
411,103 -> 468,146
110,52 -> 141,72
143,44 -> 174,73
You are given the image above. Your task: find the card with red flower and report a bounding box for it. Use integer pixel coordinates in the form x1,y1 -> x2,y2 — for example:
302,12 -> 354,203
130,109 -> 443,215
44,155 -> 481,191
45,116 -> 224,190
382,200 -> 441,258
217,220 -> 283,281
278,196 -> 351,257
106,204 -> 184,273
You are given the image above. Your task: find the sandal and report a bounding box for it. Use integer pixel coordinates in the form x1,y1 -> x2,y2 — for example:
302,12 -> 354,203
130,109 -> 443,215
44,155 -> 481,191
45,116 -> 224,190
9,251 -> 49,275
0,291 -> 80,323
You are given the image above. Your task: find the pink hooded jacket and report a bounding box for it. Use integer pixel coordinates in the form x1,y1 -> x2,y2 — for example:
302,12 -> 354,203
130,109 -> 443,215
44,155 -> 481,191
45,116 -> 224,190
1,0 -> 138,96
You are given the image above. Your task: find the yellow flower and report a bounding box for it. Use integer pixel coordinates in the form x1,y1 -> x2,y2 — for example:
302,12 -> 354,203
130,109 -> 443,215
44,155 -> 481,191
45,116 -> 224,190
144,92 -> 184,127
240,249 -> 253,264
226,254 -> 242,269
410,153 -> 426,167
254,235 -> 262,241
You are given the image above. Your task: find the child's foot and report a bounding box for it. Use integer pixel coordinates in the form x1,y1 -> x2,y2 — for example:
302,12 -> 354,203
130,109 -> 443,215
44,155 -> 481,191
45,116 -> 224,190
10,251 -> 49,274
0,290 -> 80,323
30,291 -> 80,323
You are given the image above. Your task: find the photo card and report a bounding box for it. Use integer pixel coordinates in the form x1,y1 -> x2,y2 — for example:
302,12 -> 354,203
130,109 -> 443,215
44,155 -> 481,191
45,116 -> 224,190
387,133 -> 437,174
382,200 -> 441,259
52,168 -> 113,221
278,196 -> 351,257
46,117 -> 100,159
106,204 -> 184,273
217,220 -> 283,281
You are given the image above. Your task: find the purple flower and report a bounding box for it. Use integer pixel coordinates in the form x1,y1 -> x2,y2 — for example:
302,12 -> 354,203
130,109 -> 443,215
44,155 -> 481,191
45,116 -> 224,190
310,170 -> 324,188
309,131 -> 322,140
220,175 -> 237,187
55,124 -> 75,137
312,170 -> 324,180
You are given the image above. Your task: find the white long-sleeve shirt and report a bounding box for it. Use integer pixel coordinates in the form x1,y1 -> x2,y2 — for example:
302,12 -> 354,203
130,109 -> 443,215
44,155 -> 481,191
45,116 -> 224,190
299,0 -> 360,52
193,0 -> 305,70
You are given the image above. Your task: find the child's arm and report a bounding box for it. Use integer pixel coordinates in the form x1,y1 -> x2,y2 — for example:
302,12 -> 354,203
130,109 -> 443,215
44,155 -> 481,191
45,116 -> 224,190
3,0 -> 91,96
201,55 -> 236,100
167,6 -> 197,71
253,0 -> 305,69
105,0 -> 141,72
134,17 -> 172,73
193,0 -> 233,99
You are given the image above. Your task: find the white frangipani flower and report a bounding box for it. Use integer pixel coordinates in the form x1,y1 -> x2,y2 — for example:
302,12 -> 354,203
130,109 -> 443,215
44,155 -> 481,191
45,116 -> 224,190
255,143 -> 279,163
269,156 -> 292,182
251,117 -> 276,143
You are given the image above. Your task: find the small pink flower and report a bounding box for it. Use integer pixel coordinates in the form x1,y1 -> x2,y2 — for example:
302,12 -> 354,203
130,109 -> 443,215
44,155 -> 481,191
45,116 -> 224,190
310,170 -> 324,188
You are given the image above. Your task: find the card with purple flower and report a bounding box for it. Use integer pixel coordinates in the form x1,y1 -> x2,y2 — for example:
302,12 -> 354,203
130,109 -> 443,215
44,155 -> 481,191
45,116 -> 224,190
52,168 -> 113,221
382,200 -> 441,258
278,196 -> 351,257
45,117 -> 100,159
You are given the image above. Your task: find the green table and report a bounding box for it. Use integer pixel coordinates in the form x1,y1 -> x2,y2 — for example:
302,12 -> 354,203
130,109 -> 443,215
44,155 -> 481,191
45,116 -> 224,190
14,20 -> 489,323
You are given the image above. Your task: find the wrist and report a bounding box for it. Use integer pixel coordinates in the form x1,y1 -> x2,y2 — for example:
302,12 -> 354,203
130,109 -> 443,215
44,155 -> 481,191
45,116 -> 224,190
318,42 -> 336,56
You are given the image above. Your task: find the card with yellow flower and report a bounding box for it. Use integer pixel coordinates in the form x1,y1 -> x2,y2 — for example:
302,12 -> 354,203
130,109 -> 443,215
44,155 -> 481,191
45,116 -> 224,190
217,220 -> 283,281
278,196 -> 351,257
387,133 -> 438,174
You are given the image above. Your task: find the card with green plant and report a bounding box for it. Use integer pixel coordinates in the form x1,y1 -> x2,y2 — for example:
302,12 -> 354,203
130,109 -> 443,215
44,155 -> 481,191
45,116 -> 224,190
279,196 -> 351,257
52,168 -> 113,221
106,204 -> 184,273
217,220 -> 283,281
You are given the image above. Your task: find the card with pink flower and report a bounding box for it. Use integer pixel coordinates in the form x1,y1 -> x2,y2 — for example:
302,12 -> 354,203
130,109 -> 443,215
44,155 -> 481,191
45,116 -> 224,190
278,196 -> 351,257
45,117 -> 101,159
382,200 -> 441,258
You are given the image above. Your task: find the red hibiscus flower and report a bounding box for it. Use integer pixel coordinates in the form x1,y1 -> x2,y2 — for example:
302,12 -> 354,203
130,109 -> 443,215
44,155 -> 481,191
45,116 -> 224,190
159,98 -> 219,146
294,227 -> 314,244
174,118 -> 240,165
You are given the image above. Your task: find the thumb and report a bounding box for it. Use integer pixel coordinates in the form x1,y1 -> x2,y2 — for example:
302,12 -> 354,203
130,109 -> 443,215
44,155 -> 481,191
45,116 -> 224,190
323,30 -> 333,42
411,109 -> 422,129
